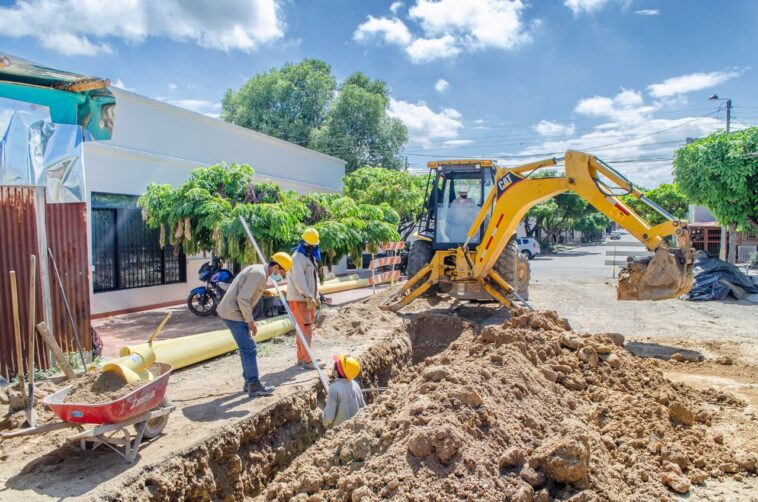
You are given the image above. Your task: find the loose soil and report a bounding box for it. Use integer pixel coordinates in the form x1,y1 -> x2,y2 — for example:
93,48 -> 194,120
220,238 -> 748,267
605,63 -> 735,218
257,307 -> 756,502
64,366 -> 162,405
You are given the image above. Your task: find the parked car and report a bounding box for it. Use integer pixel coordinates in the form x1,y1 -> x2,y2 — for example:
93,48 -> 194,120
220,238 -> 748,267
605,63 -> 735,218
517,237 -> 540,259
609,231 -> 621,240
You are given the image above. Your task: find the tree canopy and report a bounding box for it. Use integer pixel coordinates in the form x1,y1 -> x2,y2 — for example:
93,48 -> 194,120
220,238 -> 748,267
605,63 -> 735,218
621,183 -> 690,226
674,128 -> 758,232
343,167 -> 426,238
222,60 -> 408,173
138,163 -> 400,269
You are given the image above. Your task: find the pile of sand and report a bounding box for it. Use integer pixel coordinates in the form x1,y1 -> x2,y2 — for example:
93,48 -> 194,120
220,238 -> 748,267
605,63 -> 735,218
64,367 -> 160,404
257,308 -> 756,502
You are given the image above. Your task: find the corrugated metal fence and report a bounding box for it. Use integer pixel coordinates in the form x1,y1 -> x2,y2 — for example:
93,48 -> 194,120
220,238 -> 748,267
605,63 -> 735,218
0,186 -> 91,379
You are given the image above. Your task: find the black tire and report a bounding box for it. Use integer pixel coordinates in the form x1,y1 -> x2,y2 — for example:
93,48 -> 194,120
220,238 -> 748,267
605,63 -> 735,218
494,235 -> 530,301
187,290 -> 218,317
406,240 -> 437,296
138,398 -> 172,439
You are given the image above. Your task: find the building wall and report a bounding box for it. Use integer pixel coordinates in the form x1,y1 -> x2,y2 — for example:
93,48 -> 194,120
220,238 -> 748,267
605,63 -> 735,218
86,89 -> 346,316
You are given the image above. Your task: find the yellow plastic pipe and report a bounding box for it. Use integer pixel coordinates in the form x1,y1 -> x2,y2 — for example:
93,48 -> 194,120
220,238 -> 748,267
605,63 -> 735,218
116,315 -> 294,370
265,273 -> 362,296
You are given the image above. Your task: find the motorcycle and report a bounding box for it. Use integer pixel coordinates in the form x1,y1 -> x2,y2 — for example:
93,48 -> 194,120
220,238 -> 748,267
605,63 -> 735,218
187,258 -> 234,317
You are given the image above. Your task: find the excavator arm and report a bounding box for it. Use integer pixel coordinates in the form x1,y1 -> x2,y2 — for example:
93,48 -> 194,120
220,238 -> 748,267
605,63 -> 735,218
384,150 -> 694,311
470,150 -> 693,301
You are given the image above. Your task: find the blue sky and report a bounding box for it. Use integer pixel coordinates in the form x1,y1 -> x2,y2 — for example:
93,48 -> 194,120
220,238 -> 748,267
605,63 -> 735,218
1,0 -> 756,187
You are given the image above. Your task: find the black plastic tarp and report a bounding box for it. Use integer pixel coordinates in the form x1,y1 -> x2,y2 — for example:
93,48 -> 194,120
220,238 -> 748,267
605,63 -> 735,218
682,251 -> 758,301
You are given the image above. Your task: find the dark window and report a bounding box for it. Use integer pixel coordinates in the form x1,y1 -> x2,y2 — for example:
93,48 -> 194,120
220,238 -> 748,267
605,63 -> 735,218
92,193 -> 185,292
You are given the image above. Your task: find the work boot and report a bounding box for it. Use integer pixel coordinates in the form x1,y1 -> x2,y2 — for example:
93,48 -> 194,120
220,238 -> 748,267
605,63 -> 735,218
247,381 -> 274,398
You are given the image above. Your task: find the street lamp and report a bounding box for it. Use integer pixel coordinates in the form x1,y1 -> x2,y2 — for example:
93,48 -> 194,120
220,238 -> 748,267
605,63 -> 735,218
708,94 -> 732,133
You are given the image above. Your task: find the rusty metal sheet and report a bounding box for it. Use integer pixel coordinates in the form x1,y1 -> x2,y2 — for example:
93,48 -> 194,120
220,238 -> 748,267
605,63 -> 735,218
0,186 -> 45,379
46,201 -> 91,356
0,186 -> 91,379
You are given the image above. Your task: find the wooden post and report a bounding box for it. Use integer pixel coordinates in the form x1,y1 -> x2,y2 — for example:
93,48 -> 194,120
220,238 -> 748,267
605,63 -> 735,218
9,271 -> 27,401
36,322 -> 76,380
26,255 -> 38,425
27,255 -> 37,383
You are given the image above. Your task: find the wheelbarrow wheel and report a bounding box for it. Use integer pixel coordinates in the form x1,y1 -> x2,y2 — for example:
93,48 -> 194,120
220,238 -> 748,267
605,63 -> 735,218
138,397 -> 172,439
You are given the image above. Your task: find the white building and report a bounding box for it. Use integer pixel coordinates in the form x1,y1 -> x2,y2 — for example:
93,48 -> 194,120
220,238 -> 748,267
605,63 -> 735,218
1,54 -> 346,318
87,89 -> 346,316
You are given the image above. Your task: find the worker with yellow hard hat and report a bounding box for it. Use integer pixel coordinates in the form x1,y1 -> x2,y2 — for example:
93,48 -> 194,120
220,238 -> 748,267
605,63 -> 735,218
323,353 -> 365,428
218,251 -> 292,398
287,227 -> 322,369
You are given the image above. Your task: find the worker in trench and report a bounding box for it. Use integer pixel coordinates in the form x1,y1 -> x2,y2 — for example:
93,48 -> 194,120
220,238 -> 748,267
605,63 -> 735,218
287,227 -> 325,369
323,353 -> 366,428
217,252 -> 293,398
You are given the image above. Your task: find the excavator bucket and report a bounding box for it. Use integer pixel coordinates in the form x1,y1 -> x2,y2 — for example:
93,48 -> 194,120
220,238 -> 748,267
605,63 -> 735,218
617,247 -> 694,301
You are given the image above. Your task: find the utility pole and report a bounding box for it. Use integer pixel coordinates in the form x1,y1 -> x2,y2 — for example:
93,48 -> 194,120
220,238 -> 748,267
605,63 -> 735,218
708,94 -> 733,261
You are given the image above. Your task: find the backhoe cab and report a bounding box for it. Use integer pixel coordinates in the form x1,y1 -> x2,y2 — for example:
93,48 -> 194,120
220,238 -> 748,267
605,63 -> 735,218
386,150 -> 694,312
405,159 -> 530,303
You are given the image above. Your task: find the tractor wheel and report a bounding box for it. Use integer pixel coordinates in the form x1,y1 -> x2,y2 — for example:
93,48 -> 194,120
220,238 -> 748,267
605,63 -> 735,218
406,240 -> 437,296
494,235 -> 530,301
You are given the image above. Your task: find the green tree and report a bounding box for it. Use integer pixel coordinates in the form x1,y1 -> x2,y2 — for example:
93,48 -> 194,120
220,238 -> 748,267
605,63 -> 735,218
674,128 -> 758,262
138,163 -> 399,270
221,59 -> 336,147
343,167 -> 425,238
621,183 -> 689,226
310,72 -> 408,172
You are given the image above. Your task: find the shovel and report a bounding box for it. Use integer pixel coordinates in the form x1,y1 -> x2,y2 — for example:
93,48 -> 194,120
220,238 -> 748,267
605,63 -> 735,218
102,312 -> 170,384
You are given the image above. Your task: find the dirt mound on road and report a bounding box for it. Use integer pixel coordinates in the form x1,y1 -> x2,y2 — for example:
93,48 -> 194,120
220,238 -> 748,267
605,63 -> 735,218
257,308 -> 754,502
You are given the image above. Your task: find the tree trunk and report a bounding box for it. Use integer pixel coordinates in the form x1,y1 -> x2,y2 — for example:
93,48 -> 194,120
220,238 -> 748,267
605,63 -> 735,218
727,222 -> 737,264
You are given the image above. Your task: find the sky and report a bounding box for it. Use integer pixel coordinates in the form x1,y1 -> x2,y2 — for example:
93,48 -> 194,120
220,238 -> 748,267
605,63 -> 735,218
1,0 -> 757,188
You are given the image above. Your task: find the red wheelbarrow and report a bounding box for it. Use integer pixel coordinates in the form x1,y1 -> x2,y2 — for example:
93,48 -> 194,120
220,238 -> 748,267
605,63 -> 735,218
2,363 -> 175,463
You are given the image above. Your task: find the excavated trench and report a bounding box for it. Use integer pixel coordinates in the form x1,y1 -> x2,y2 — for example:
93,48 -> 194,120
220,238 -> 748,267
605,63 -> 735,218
103,310 -> 474,501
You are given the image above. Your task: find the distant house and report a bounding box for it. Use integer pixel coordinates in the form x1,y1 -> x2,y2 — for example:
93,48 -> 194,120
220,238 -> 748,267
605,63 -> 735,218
0,53 -> 346,319
688,205 -> 757,262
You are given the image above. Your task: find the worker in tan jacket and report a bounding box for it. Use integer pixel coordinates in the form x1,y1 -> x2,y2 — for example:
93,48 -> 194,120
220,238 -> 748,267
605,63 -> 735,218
218,252 -> 292,398
287,228 -> 321,368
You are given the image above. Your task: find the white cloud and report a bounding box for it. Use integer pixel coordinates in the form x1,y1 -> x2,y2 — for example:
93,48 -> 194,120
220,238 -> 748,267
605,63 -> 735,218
511,77 -> 752,187
406,35 -> 461,63
389,98 -> 464,148
354,0 -> 532,63
647,70 -> 743,98
434,78 -> 450,93
443,139 -> 473,146
41,32 -> 113,56
614,88 -> 643,107
575,89 -> 658,124
168,83 -> 178,92
534,120 -> 575,137
0,0 -> 284,56
159,98 -> 222,118
635,9 -> 659,15
409,0 -> 531,50
390,1 -> 405,14
564,0 -> 609,15
353,16 -> 412,45
112,79 -> 134,91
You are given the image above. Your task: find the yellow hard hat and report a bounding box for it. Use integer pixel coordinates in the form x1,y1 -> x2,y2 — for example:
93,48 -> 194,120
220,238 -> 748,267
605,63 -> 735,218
333,353 -> 361,381
302,227 -> 320,246
271,251 -> 293,272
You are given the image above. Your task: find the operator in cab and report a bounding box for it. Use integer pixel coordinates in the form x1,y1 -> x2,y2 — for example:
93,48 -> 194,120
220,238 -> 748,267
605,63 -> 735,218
451,187 -> 475,207
217,252 -> 292,398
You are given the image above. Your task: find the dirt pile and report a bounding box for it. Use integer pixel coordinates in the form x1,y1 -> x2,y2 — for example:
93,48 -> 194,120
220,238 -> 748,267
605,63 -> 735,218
256,308 -> 755,502
65,366 -> 161,404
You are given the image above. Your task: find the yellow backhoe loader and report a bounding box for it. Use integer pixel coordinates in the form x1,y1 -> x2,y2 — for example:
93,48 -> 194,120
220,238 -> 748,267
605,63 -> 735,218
383,150 -> 694,311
